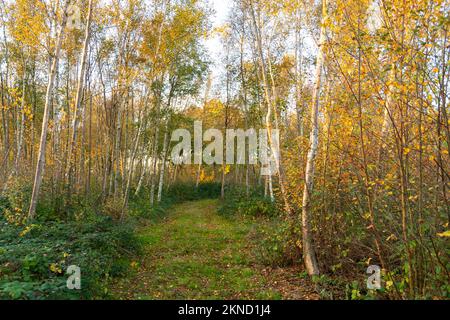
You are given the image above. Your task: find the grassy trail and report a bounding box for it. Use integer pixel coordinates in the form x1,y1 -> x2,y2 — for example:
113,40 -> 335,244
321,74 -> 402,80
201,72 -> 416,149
111,199 -> 317,300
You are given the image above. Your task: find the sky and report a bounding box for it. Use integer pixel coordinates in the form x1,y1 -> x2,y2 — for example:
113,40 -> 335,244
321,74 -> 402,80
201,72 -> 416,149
205,0 -> 230,52
202,0 -> 383,100
204,0 -> 231,92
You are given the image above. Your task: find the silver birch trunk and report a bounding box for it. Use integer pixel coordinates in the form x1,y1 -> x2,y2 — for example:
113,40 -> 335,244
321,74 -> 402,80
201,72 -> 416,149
300,0 -> 327,276
14,62 -> 27,174
157,118 -> 169,203
28,1 -> 71,219
66,0 -> 93,185
195,74 -> 212,188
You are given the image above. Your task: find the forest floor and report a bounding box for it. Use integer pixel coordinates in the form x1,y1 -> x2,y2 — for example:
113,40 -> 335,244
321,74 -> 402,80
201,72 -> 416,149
110,199 -> 319,299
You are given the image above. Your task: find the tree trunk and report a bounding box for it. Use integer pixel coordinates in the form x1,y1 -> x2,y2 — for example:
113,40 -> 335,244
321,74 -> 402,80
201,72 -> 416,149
300,0 -> 327,276
195,74 -> 212,188
121,105 -> 145,220
249,0 -> 291,212
28,1 -> 71,219
66,0 -> 93,194
14,60 -> 27,174
157,117 -> 170,202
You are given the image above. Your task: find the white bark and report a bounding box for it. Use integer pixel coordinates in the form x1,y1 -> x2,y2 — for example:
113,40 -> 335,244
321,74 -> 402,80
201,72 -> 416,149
134,153 -> 148,196
249,0 -> 291,212
28,1 -> 71,219
195,74 -> 212,188
14,61 -> 27,174
149,125 -> 159,205
121,107 -> 145,220
300,0 -> 327,276
378,65 -> 395,159
66,0 -> 94,183
157,118 -> 170,203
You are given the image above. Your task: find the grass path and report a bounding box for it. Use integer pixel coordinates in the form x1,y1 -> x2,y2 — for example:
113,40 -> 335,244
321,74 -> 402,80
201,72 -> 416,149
111,199 -> 317,300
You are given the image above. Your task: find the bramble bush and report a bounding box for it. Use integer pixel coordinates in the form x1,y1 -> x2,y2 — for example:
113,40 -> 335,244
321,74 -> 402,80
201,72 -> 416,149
0,214 -> 140,299
0,181 -> 224,299
0,179 -> 141,300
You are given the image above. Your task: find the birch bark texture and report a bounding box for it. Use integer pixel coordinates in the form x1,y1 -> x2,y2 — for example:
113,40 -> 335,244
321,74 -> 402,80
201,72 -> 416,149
28,0 -> 72,219
301,0 -> 328,276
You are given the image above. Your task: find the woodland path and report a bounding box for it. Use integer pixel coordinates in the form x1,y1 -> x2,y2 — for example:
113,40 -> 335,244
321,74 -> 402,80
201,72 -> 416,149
110,199 -> 318,299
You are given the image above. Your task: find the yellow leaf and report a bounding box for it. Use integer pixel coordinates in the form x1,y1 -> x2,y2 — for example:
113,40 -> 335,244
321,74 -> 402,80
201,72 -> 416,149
386,280 -> 393,289
386,234 -> 398,241
49,263 -> 62,274
437,230 -> 450,238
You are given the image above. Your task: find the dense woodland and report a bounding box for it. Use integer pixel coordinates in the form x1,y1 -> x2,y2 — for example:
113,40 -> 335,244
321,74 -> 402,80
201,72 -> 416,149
0,0 -> 449,300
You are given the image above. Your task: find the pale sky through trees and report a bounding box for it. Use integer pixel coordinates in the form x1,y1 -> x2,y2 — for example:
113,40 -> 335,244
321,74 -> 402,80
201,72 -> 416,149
202,0 -> 383,113
205,0 -> 231,91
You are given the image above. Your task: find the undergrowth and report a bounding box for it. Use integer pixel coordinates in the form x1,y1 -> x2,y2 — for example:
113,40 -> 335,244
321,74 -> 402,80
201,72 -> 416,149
0,180 -> 221,300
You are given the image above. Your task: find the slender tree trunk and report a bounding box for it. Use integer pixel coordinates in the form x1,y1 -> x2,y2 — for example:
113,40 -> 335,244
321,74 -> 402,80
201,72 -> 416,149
149,124 -> 159,205
113,97 -> 123,199
221,52 -> 231,199
28,1 -> 71,219
121,105 -> 145,220
14,60 -> 27,174
238,15 -> 250,197
0,3 -> 10,183
0,72 -> 8,173
134,153 -> 148,196
249,0 -> 291,213
157,117 -> 169,202
66,0 -> 93,195
294,4 -> 304,137
300,0 -> 327,276
195,74 -> 212,188
377,64 -> 396,176
86,90 -> 92,197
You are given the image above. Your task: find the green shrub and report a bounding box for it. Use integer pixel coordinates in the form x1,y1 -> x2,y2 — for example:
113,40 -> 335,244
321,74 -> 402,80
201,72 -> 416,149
217,186 -> 296,267
0,181 -> 230,299
252,218 -> 303,267
0,214 -> 140,299
217,186 -> 279,218
165,182 -> 222,202
128,182 -> 221,221
0,177 -> 32,225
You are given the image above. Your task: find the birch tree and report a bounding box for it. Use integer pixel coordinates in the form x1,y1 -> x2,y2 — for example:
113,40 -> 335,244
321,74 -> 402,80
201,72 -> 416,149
28,0 -> 71,219
66,0 -> 94,196
300,0 -> 327,276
